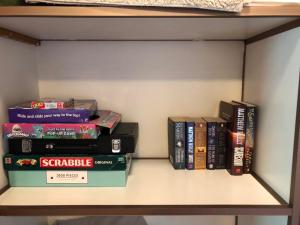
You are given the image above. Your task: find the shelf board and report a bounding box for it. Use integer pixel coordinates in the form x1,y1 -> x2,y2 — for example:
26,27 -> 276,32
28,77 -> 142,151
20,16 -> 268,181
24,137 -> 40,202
0,17 -> 295,41
0,5 -> 299,17
0,159 -> 292,216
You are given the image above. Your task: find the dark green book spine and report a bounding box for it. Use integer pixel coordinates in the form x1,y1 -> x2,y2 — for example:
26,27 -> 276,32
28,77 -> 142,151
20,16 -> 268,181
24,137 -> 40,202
168,118 -> 185,169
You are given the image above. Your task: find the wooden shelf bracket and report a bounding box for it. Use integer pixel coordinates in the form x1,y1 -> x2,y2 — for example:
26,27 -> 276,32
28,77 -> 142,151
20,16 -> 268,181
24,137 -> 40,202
0,26 -> 40,46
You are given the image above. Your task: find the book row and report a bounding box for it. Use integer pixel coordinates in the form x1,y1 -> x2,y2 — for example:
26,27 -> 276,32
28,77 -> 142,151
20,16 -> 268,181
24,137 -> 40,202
168,100 -> 256,175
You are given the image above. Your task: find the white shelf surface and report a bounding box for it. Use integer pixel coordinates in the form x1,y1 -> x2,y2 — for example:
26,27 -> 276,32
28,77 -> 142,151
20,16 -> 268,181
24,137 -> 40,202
0,159 -> 280,206
0,17 -> 294,40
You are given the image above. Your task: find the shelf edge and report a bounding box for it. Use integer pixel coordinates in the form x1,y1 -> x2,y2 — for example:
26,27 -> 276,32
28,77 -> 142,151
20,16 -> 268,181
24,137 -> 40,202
0,204 -> 292,216
0,6 -> 300,17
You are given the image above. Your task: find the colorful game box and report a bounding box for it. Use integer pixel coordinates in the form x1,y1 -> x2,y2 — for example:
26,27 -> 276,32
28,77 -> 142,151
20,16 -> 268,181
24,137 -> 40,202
8,99 -> 97,123
3,122 -> 99,139
3,110 -> 121,139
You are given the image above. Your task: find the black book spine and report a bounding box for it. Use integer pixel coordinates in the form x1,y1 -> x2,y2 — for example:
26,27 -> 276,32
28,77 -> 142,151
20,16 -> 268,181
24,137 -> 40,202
216,122 -> 226,169
206,122 -> 216,170
244,106 -> 256,173
168,119 -> 185,169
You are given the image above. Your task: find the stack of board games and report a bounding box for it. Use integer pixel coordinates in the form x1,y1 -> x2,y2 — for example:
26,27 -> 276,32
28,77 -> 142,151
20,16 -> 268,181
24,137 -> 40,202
168,101 -> 256,175
3,98 -> 139,187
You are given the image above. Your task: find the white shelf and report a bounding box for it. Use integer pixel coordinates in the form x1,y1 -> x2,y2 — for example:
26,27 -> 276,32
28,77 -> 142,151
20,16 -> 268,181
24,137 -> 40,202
0,17 -> 294,40
0,159 -> 281,206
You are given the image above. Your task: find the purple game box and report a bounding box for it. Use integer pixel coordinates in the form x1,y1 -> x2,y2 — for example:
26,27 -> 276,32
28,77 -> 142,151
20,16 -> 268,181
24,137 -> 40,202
8,99 -> 97,123
3,110 -> 121,139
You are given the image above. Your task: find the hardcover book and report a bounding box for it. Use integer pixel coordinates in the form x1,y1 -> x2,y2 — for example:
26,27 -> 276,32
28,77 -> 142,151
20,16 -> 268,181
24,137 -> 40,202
185,120 -> 195,170
203,117 -> 217,170
233,101 -> 257,173
215,118 -> 227,169
3,154 -> 131,171
8,99 -> 97,123
219,101 -> 246,175
194,118 -> 207,170
8,123 -> 138,155
168,117 -> 186,169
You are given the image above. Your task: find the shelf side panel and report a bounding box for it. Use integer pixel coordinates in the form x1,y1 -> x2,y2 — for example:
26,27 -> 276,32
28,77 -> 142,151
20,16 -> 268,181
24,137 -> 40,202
243,27 -> 300,202
0,37 -> 39,190
37,41 -> 244,158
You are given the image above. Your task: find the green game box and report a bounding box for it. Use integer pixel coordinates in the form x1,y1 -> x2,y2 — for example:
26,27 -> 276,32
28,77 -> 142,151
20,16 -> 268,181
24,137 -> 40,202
8,158 -> 131,187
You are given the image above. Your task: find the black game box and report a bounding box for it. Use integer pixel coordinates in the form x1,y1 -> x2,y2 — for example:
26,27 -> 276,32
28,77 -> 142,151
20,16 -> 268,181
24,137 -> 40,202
8,123 -> 138,155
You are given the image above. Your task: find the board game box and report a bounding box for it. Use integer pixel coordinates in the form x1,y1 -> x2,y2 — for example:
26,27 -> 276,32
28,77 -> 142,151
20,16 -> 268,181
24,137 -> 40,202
8,157 -> 131,187
3,110 -> 121,139
8,99 -> 97,123
8,123 -> 138,155
3,122 -> 99,139
8,170 -> 129,187
3,154 -> 131,171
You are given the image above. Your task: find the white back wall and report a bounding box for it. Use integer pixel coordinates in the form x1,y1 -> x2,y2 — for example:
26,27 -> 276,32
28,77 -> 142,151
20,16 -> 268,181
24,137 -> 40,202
37,41 -> 243,157
0,38 -> 39,189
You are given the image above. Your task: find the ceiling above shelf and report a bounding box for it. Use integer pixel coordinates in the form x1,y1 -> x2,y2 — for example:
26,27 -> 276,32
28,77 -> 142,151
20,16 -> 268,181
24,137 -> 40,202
0,16 -> 296,41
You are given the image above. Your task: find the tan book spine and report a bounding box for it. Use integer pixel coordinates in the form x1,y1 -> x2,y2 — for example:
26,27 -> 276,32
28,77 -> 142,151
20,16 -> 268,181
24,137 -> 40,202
194,121 -> 207,169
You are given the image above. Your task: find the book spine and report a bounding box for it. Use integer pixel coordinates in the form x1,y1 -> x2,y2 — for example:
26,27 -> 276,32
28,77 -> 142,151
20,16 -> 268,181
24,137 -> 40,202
186,122 -> 194,170
175,122 -> 185,169
206,122 -> 216,170
194,122 -> 206,169
8,108 -> 92,123
244,106 -> 256,173
216,122 -> 226,169
3,123 -> 98,139
3,154 -> 129,171
230,106 -> 246,175
168,119 -> 185,169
